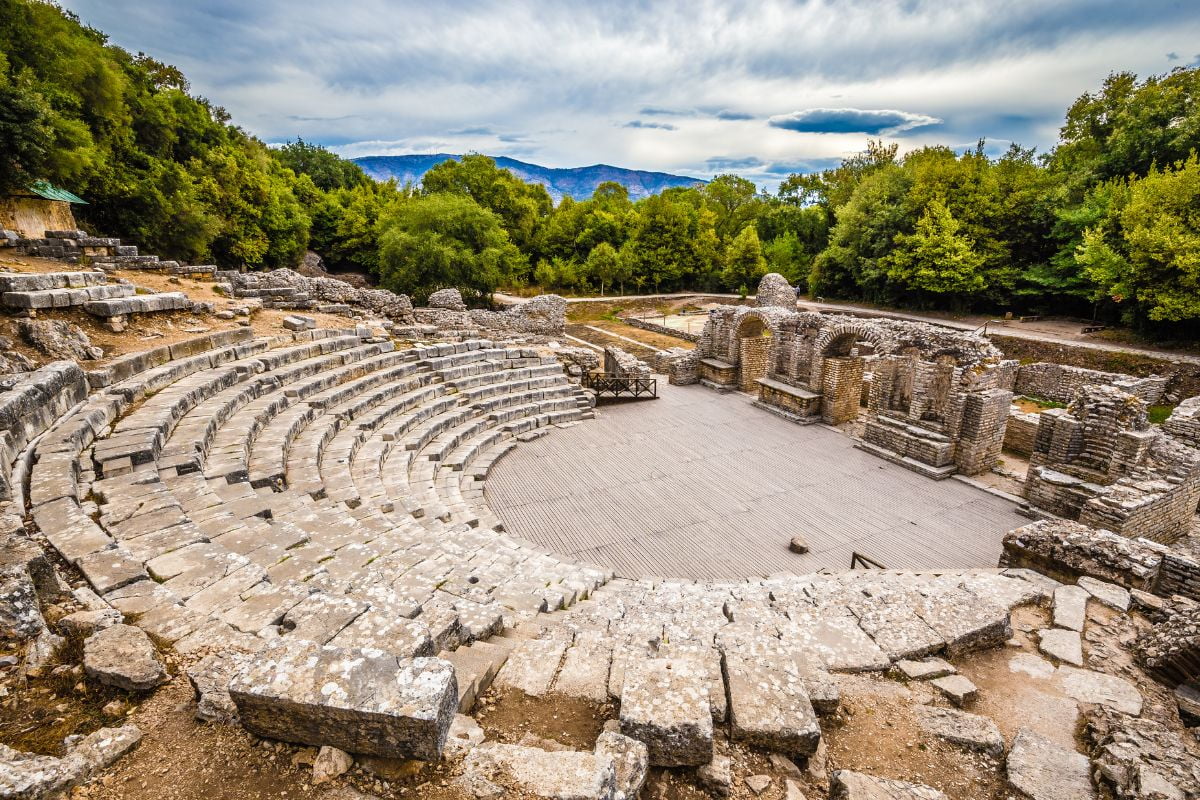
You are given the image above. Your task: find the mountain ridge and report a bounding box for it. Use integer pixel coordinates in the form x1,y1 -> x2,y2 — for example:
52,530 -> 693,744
352,153 -> 706,201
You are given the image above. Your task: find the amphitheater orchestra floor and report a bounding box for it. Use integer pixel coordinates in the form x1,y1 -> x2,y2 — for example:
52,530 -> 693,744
485,381 -> 1028,580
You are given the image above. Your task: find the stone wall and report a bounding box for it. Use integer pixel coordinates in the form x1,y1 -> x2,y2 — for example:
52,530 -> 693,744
667,350 -> 699,385
1164,397 -> 1200,446
991,333 -> 1200,400
604,346 -> 651,378
1023,386 -> 1200,544
1004,408 -> 1040,457
755,272 -> 795,308
954,388 -> 1013,475
1015,362 -> 1167,405
820,357 -> 864,425
738,336 -> 771,392
999,520 -> 1165,592
623,316 -> 700,343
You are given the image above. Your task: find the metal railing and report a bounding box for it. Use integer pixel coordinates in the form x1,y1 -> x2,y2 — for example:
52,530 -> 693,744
850,551 -> 886,570
581,372 -> 658,401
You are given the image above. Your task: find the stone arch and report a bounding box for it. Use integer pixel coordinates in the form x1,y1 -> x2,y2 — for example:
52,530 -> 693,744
809,321 -> 889,393
734,309 -> 776,392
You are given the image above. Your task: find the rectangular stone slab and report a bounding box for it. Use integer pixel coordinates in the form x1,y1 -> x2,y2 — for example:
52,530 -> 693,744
228,640 -> 457,760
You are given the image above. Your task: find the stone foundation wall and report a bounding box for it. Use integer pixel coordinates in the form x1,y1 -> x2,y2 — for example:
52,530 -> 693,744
999,520 -> 1164,591
1157,553 -> 1200,600
993,334 -> 1200,399
1015,362 -> 1168,405
1004,408 -> 1040,457
623,316 -> 700,343
862,417 -> 955,466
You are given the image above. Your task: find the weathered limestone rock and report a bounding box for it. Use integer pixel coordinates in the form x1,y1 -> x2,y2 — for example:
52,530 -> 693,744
83,624 -> 167,691
1038,628 -> 1084,667
724,655 -> 820,756
1084,707 -> 1200,800
1006,728 -> 1096,800
913,706 -> 1004,757
1077,576 -> 1131,612
0,563 -> 45,641
1052,585 -> 1089,632
493,637 -> 567,697
228,640 -> 458,760
312,746 -> 354,785
929,674 -> 977,707
1057,666 -> 1144,716
187,651 -> 253,723
23,629 -> 63,676
57,607 -> 122,637
696,752 -> 732,798
459,742 -> 616,800
0,725 -> 142,799
282,315 -> 316,332
17,319 -> 102,361
619,657 -> 713,766
895,658 -> 955,680
444,714 -> 487,761
745,774 -> 772,794
594,731 -> 648,800
830,769 -> 948,799
788,535 -> 809,554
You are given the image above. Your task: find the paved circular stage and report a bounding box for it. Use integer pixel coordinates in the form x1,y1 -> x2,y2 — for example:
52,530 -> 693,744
485,381 -> 1028,580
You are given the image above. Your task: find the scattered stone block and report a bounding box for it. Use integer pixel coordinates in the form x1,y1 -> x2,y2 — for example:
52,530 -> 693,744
0,725 -> 142,799
929,674 -> 978,707
1076,576 -> 1130,612
696,752 -> 732,798
594,730 -> 648,800
830,769 -> 948,799
312,746 -> 354,785
788,535 -> 809,554
619,657 -> 713,766
58,607 -> 123,637
444,714 -> 486,761
228,640 -> 458,760
282,315 -> 316,332
1057,666 -> 1143,716
493,637 -> 567,697
83,624 -> 167,691
459,742 -> 616,800
1038,628 -> 1084,667
1006,728 -> 1096,800
1052,585 -> 1088,632
895,658 -> 955,680
913,705 -> 1004,757
746,775 -> 772,795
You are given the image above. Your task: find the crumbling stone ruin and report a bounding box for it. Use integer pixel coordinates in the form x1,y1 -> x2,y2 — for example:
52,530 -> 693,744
755,271 -> 796,308
1014,361 -> 1168,406
603,345 -> 650,378
1023,385 -> 1200,543
680,280 -> 1016,478
2,270 -> 1199,799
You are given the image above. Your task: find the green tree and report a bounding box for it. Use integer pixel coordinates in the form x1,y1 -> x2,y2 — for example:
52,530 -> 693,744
273,138 -> 369,191
376,192 -> 524,304
721,225 -> 767,291
585,241 -> 620,295
421,153 -> 551,255
1076,154 -> 1200,326
882,199 -> 986,303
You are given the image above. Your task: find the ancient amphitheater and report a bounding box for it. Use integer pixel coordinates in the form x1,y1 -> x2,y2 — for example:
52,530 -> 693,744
1,243 -> 1198,800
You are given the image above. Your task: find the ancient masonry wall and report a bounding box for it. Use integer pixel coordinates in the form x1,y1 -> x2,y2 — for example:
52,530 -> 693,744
954,388 -> 1013,475
1003,408 -> 1040,457
624,316 -> 701,343
820,357 -> 863,425
738,336 -> 771,393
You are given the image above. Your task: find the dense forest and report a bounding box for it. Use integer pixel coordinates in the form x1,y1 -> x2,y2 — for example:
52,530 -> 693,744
1,1 -> 1197,336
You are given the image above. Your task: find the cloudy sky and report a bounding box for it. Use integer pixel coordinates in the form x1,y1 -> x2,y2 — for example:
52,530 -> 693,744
62,0 -> 1200,189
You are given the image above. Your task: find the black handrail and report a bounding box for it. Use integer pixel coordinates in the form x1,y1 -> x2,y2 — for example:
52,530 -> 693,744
581,371 -> 658,400
850,551 -> 886,570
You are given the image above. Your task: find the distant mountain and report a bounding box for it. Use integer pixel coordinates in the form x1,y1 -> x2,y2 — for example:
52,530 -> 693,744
352,154 -> 706,201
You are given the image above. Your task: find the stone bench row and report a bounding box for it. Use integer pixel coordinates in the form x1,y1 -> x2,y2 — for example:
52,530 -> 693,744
2,283 -> 135,309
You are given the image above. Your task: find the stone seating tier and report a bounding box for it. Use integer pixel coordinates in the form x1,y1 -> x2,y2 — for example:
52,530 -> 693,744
4,327 -> 1055,765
